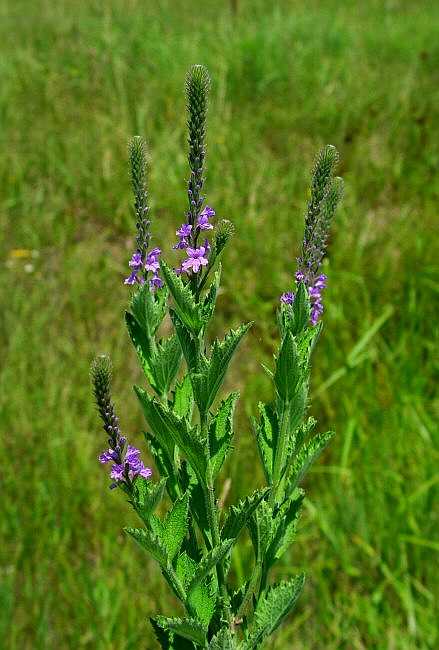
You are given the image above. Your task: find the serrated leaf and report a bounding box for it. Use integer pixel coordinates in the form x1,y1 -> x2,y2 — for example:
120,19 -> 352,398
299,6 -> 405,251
150,493 -> 190,560
176,551 -> 198,588
161,261 -> 203,335
131,477 -> 167,524
144,431 -> 180,502
247,499 -> 274,561
126,312 -> 182,396
172,374 -> 194,420
170,309 -> 199,373
155,615 -> 207,646
222,488 -> 268,542
187,539 -> 234,595
187,579 -> 216,628
192,323 -> 252,414
125,527 -> 169,565
265,491 -> 304,569
208,627 -> 239,649
135,386 -> 208,484
151,335 -> 183,395
285,430 -> 335,498
201,265 -> 221,324
150,617 -> 196,650
129,281 -> 167,336
209,393 -> 239,478
251,403 -> 278,483
291,281 -> 311,334
178,461 -> 211,547
243,576 -> 305,649
274,331 -> 300,403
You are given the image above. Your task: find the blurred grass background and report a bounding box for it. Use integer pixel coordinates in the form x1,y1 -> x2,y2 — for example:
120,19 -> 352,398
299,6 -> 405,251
1,0 -> 438,648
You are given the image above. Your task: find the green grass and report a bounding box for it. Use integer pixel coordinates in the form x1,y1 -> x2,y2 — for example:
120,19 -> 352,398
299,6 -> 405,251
1,0 -> 438,648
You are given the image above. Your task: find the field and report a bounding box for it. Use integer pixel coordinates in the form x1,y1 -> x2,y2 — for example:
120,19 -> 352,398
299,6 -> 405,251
1,0 -> 438,648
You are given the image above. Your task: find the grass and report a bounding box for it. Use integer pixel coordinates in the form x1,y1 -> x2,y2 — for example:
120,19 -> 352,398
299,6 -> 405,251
1,0 -> 438,648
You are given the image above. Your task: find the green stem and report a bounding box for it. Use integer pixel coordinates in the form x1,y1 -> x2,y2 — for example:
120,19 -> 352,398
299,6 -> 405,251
269,399 -> 290,508
200,408 -> 233,625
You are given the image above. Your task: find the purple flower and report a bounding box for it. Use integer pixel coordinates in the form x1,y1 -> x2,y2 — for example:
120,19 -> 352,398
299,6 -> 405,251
280,292 -> 294,305
181,246 -> 209,273
100,444 -> 152,487
173,223 -> 193,249
197,206 -> 215,231
124,248 -> 162,288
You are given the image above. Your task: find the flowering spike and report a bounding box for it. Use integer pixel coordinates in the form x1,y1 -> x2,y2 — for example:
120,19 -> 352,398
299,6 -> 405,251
186,65 -> 210,226
90,355 -> 152,488
281,146 -> 343,326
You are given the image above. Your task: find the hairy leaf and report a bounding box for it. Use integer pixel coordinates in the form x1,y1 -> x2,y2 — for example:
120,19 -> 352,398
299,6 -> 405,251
125,527 -> 169,565
170,309 -> 199,373
285,430 -> 335,498
208,627 -> 239,649
136,387 -> 208,484
144,431 -> 180,502
154,616 -> 207,647
150,617 -> 197,650
265,491 -> 304,569
187,539 -> 234,595
150,493 -> 189,560
243,576 -> 305,648
247,499 -> 274,561
131,477 -> 167,524
161,261 -> 203,335
209,392 -> 239,478
222,488 -> 268,543
274,331 -> 300,403
192,323 -> 252,414
172,374 -> 194,420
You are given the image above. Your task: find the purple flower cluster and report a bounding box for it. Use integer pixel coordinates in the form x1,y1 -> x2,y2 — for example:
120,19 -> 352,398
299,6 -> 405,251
125,247 -> 163,289
174,205 -> 215,275
91,355 -> 152,490
281,271 -> 327,326
99,444 -> 152,489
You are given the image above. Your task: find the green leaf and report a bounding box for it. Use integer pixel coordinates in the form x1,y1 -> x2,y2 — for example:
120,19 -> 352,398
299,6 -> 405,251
243,576 -> 305,649
274,331 -> 300,402
155,616 -> 207,647
201,265 -> 221,324
144,431 -> 180,502
247,499 -> 274,561
176,551 -> 197,588
285,430 -> 335,498
135,386 -> 208,484
152,335 -> 183,395
265,491 -> 304,569
192,323 -> 252,414
291,281 -> 311,335
125,527 -> 169,565
150,618 -> 197,650
251,403 -> 278,483
208,627 -> 239,649
209,393 -> 239,478
126,312 -> 182,396
129,281 -> 167,336
170,309 -> 199,373
222,488 -> 268,542
161,261 -> 203,335
187,579 -> 216,628
172,374 -> 194,420
150,493 -> 190,560
187,539 -> 234,595
131,477 -> 167,524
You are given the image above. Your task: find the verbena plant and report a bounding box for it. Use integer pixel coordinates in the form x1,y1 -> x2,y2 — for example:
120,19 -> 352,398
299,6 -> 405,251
91,65 -> 343,649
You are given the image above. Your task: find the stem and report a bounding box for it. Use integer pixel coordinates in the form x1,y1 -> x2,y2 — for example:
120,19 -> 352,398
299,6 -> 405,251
269,399 -> 290,508
200,408 -> 233,625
